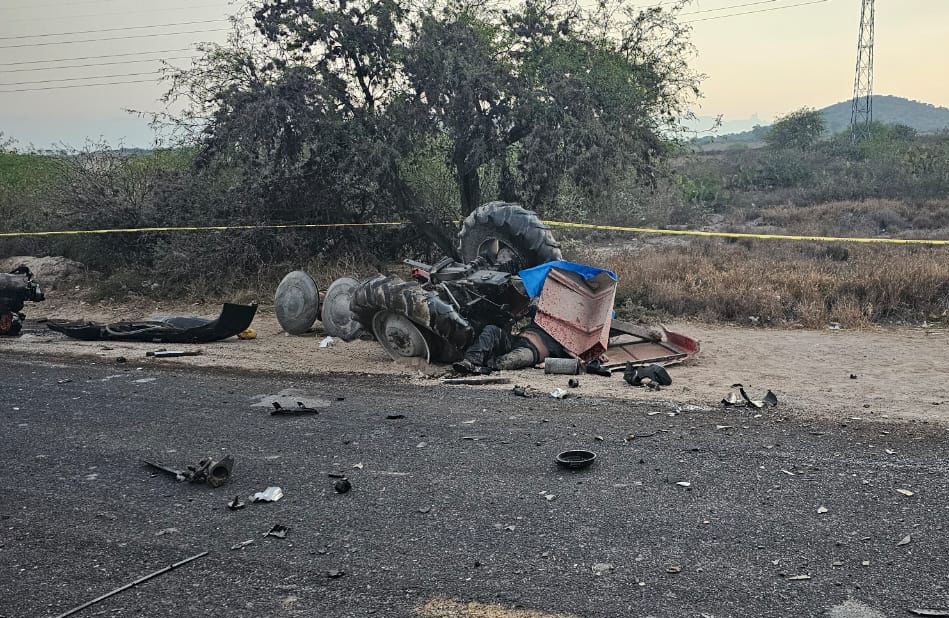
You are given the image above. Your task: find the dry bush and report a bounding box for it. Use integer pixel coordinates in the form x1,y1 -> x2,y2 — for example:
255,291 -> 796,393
585,240 -> 949,328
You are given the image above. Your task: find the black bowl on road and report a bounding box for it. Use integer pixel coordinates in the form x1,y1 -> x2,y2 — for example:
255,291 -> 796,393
555,449 -> 597,470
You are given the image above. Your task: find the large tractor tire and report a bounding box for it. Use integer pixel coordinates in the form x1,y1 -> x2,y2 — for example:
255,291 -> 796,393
457,201 -> 562,271
350,275 -> 472,361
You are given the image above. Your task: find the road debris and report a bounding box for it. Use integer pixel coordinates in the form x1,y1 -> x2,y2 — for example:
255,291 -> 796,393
787,574 -> 812,581
145,350 -> 203,358
50,552 -> 208,618
665,564 -> 682,574
270,401 -> 321,416
386,414 -> 406,419
555,450 -> 597,470
909,610 -> 949,617
624,363 -> 672,389
585,359 -> 612,377
230,539 -> 255,550
334,478 -> 352,494
227,496 -> 245,511
443,376 -> 512,385
265,524 -> 289,539
675,481 -> 692,488
544,357 -> 581,375
238,328 -> 257,340
549,388 -> 570,399
143,455 -> 233,488
897,534 -> 913,546
513,385 -> 539,398
591,563 -> 614,576
817,506 -> 829,514
48,303 -> 257,343
722,384 -> 778,409
326,569 -> 345,579
896,488 -> 915,497
319,336 -> 336,348
252,486 -> 284,502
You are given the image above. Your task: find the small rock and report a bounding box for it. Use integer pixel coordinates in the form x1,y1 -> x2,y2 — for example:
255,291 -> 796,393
592,563 -> 614,576
334,478 -> 352,494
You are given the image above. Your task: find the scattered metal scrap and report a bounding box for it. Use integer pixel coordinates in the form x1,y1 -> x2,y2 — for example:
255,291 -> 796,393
442,376 -> 512,385
146,349 -> 203,358
51,552 -> 208,618
265,524 -> 289,539
722,384 -> 778,409
143,455 -> 233,488
270,401 -> 321,416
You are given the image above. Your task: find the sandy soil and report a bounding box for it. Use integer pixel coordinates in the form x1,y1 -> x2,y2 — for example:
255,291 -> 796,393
5,297 -> 949,425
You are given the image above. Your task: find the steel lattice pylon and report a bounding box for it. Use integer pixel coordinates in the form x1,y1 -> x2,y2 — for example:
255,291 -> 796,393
850,0 -> 875,142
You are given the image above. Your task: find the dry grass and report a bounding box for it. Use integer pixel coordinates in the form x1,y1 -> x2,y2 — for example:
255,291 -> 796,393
586,240 -> 949,328
746,198 -> 949,238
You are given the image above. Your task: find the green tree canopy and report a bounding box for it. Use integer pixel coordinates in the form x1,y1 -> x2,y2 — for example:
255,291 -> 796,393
164,0 -> 701,251
765,107 -> 826,151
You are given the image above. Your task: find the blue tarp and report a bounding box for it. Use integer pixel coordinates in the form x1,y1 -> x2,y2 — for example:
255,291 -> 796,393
518,260 -> 618,298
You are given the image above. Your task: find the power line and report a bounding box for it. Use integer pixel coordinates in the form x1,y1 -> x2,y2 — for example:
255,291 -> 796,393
683,0 -> 829,23
0,28 -> 228,49
0,56 -> 193,74
680,0 -> 781,16
0,71 -> 158,87
0,79 -> 158,94
0,19 -> 228,40
2,4 -> 231,23
0,48 -> 196,67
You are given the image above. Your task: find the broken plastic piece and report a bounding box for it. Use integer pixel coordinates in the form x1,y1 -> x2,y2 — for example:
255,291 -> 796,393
319,336 -> 335,348
227,496 -> 245,511
251,486 -> 284,502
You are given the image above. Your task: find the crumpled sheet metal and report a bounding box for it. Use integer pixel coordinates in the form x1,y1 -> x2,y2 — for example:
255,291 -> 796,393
533,268 -> 617,362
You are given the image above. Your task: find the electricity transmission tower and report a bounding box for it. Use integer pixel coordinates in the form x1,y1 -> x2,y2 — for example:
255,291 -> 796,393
850,0 -> 875,142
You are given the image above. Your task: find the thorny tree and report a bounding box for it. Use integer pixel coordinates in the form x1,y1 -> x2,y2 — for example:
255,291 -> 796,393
163,0 -> 701,252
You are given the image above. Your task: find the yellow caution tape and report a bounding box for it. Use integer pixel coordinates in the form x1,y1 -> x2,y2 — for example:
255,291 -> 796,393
541,220 -> 949,245
0,221 -> 405,238
1,218 -> 947,245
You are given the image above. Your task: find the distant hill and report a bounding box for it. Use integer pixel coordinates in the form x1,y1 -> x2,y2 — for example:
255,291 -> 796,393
694,95 -> 949,146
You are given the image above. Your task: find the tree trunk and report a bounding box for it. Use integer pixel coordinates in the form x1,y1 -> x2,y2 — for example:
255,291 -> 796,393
457,163 -> 481,217
388,164 -> 459,260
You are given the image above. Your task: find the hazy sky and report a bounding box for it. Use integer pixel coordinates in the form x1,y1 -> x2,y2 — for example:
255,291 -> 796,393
1,0 -> 947,148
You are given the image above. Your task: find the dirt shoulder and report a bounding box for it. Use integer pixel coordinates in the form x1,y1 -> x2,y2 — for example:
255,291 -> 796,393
6,298 -> 949,425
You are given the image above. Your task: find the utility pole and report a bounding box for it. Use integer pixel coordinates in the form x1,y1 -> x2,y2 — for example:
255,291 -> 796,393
850,0 -> 875,142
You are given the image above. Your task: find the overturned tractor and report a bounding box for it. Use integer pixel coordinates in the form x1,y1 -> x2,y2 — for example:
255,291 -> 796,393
275,202 -> 561,362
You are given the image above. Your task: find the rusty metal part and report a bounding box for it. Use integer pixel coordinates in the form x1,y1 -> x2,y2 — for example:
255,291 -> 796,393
534,268 -> 617,362
143,455 -> 233,488
52,552 -> 208,618
544,357 -> 581,375
608,319 -> 662,342
601,326 -> 700,370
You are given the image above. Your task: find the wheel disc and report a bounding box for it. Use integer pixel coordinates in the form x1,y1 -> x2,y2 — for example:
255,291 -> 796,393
321,277 -> 363,341
275,270 -> 320,335
371,311 -> 431,363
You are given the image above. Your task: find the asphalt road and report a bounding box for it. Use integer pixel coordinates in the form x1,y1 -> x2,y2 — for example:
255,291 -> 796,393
1,356 -> 948,618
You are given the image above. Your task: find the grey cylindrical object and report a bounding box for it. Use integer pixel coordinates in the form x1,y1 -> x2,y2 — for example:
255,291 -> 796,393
544,357 -> 581,375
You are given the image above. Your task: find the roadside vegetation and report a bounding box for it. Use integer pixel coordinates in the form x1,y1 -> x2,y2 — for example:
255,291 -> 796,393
1,2 -> 948,329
